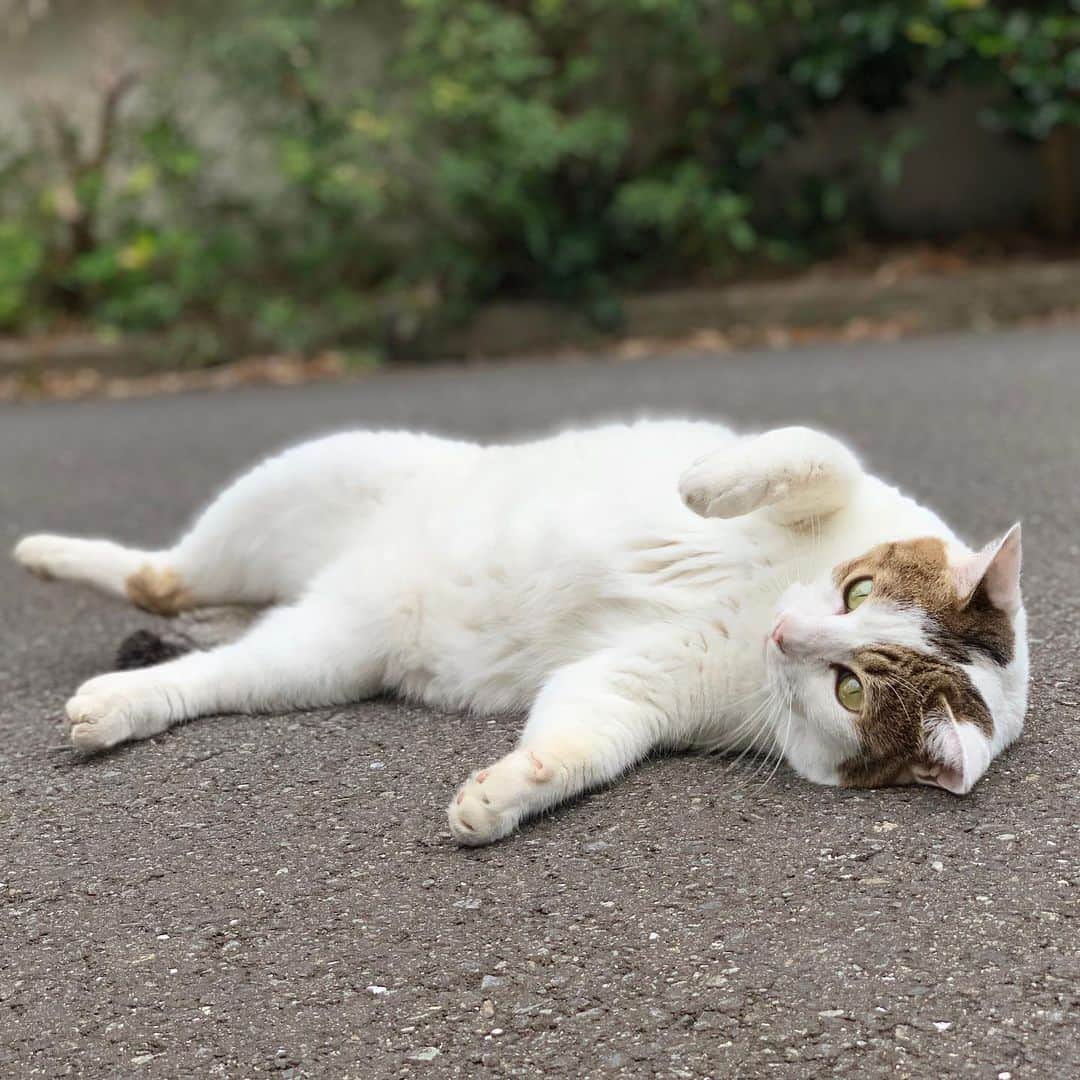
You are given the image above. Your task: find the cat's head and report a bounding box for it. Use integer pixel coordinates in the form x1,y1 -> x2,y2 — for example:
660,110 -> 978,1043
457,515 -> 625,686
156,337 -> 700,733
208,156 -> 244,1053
765,527 -> 1027,794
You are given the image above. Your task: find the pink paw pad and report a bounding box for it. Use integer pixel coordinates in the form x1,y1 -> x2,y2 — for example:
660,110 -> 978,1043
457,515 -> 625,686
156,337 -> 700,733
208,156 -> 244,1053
526,750 -> 555,782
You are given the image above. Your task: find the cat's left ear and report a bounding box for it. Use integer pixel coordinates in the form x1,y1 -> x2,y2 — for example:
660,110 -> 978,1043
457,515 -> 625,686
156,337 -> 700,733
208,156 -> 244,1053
952,523 -> 1022,613
914,700 -> 992,795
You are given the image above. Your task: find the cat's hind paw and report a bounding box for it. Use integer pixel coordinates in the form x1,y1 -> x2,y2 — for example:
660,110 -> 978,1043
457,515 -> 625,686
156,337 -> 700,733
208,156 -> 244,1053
13,534 -> 77,580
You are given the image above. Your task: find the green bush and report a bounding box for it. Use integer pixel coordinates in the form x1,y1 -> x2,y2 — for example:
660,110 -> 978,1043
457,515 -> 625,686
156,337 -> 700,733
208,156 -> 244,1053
0,222 -> 44,330
0,0 -> 1075,355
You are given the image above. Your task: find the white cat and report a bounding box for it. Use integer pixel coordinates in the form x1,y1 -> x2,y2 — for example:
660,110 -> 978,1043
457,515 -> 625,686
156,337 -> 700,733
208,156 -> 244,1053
14,421 -> 1027,845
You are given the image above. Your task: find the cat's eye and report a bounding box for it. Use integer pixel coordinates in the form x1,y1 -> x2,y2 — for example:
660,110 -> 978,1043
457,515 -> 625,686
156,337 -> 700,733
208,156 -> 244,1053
835,670 -> 864,712
844,577 -> 873,611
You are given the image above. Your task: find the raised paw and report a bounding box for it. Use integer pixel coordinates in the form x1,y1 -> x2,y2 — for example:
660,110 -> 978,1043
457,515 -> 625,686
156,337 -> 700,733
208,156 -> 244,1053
678,461 -> 777,520
64,672 -> 169,752
679,427 -> 860,524
447,749 -> 558,847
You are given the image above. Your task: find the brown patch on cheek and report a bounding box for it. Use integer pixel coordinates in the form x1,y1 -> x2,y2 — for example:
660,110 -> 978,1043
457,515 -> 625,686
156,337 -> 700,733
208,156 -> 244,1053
125,564 -> 194,616
838,652 -> 922,788
837,645 -> 993,789
839,757 -> 910,790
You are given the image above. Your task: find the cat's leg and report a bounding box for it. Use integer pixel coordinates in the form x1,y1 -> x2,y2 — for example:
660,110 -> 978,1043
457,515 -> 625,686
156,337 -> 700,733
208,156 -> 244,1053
14,523 -> 289,615
678,425 -> 862,527
62,590 -> 390,751
448,645 -> 685,845
15,430 -> 478,613
14,534 -> 242,615
13,534 -> 164,604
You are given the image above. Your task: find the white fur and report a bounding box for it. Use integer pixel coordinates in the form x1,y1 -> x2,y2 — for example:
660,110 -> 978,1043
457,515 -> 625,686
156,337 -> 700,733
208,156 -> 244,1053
13,421 -> 1028,843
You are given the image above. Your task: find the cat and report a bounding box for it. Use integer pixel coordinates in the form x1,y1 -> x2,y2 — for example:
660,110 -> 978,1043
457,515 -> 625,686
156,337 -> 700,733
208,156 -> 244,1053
13,421 -> 1028,845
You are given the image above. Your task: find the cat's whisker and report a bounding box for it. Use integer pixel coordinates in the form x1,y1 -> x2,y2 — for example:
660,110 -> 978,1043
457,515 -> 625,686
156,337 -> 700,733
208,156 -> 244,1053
882,678 -> 916,731
757,691 -> 794,789
720,704 -> 773,768
728,691 -> 786,780
720,689 -> 780,752
692,683 -> 771,751
745,693 -> 790,785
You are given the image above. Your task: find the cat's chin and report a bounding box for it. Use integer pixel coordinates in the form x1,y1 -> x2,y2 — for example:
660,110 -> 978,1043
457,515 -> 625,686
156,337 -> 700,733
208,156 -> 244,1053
781,738 -> 845,789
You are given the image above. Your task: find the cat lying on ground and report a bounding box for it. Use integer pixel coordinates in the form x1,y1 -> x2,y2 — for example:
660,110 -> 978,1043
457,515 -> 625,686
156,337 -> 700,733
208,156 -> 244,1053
14,421 -> 1027,845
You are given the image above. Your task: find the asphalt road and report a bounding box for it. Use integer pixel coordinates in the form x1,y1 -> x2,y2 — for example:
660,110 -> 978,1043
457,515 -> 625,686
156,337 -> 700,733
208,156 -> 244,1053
1,328 -> 1077,1079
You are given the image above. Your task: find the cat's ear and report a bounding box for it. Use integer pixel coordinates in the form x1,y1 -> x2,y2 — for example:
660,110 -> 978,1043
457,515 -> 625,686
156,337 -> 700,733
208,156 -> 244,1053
914,699 -> 992,795
952,523 -> 1022,613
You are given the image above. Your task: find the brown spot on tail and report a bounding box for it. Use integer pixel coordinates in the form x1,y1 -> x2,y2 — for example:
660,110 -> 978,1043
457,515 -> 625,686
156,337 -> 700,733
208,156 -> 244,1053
125,564 -> 194,615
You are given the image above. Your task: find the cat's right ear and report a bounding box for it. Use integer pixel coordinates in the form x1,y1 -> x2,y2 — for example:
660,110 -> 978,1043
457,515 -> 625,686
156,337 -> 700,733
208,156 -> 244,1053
914,699 -> 992,795
952,523 -> 1022,613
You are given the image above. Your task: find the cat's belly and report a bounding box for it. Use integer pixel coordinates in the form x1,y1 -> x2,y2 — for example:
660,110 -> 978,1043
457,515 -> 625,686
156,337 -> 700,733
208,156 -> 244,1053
373,518 -> 794,718
356,421 -> 833,717
381,553 -> 651,714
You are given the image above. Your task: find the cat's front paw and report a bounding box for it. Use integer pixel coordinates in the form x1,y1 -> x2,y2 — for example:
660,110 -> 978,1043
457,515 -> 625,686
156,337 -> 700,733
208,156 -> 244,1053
64,672 -> 168,752
678,460 -> 776,519
447,749 -> 556,846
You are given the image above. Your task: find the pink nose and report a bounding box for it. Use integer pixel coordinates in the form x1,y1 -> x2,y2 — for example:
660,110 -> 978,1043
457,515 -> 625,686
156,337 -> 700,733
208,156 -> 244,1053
771,616 -> 790,652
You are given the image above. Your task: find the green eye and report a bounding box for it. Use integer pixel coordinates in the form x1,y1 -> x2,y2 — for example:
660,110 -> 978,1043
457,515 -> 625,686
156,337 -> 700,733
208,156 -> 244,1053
844,577 -> 873,611
836,670 -> 864,712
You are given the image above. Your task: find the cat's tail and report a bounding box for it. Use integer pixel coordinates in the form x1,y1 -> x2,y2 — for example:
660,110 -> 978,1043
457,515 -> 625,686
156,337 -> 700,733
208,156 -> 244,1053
115,630 -> 193,670
115,605 -> 263,670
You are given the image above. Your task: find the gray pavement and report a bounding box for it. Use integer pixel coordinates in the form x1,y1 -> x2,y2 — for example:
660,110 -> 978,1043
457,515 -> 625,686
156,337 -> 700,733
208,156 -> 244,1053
1,327 -> 1077,1078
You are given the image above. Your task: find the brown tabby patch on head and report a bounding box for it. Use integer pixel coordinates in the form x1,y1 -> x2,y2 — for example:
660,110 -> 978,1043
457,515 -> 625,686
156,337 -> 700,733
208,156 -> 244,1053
833,537 -> 1014,667
838,644 -> 992,788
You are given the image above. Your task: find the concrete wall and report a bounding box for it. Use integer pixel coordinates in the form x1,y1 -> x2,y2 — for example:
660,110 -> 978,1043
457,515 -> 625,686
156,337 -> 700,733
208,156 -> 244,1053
0,2 -> 1062,236
0,0 -> 395,206
0,1 -> 147,135
778,84 -> 1047,235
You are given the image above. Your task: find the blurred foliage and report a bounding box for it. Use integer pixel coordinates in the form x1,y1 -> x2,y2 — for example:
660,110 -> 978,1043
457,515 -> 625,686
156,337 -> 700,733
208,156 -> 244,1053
0,0 -> 1076,355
